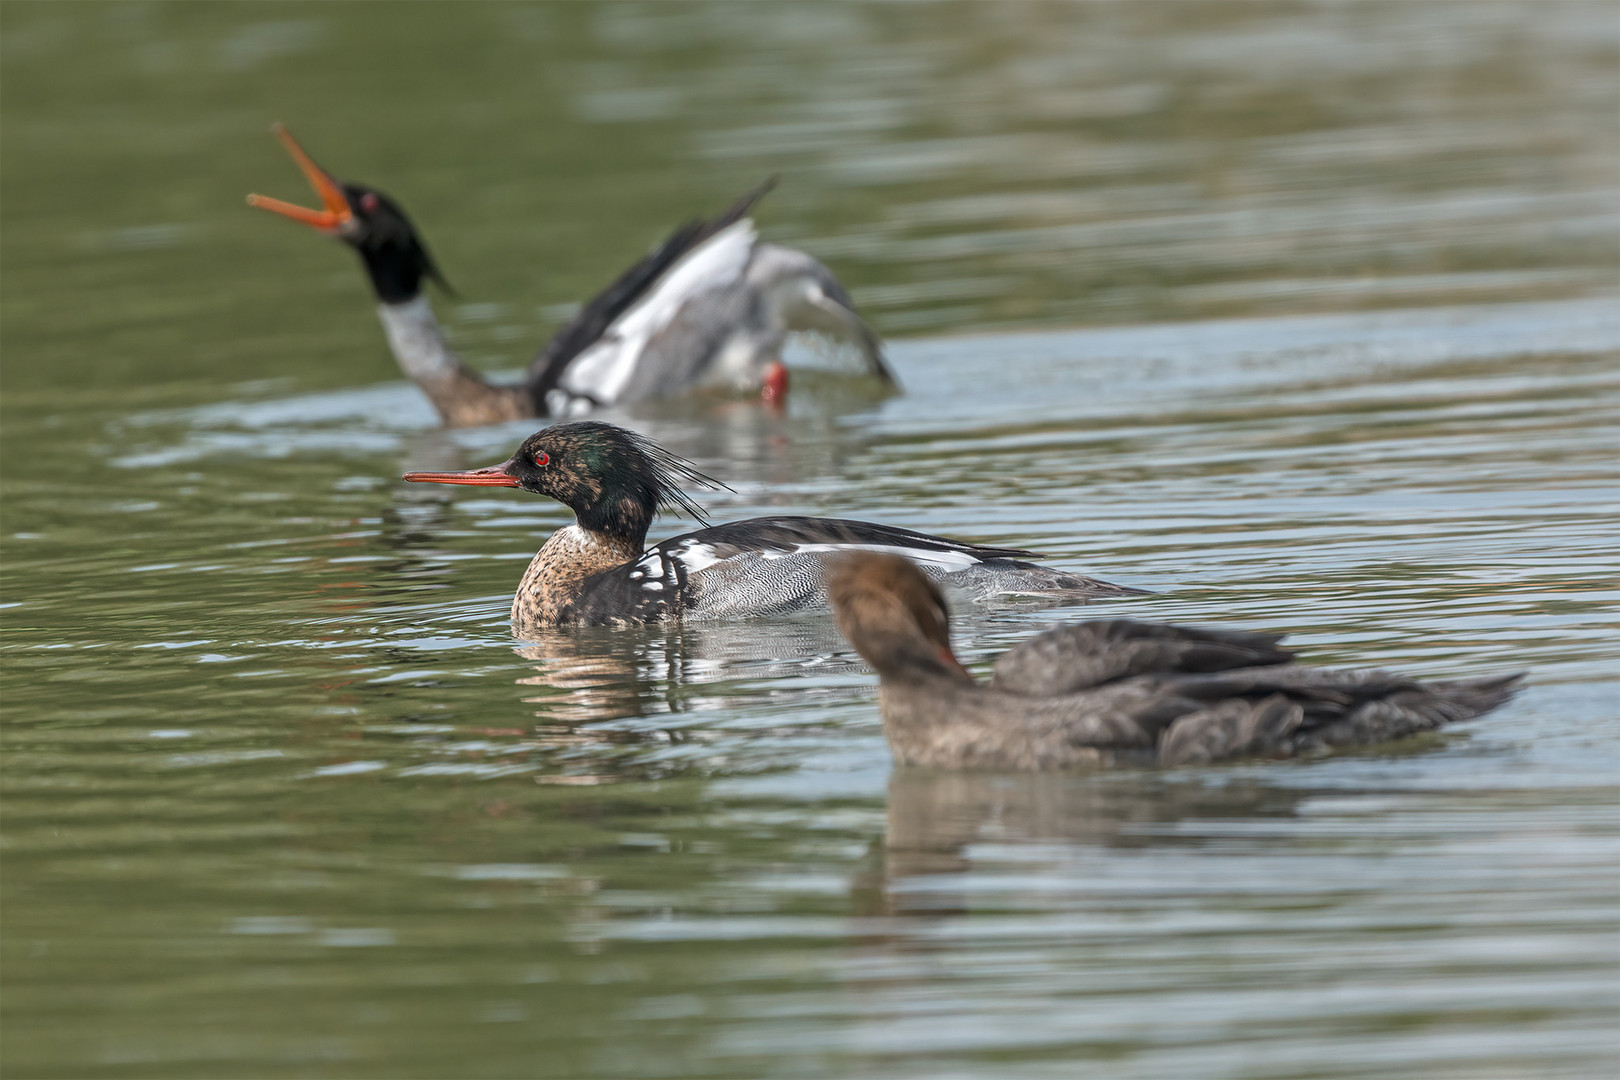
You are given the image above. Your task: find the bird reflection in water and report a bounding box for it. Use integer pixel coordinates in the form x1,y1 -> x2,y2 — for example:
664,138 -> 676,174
508,617 -> 866,781
852,770 -> 1299,920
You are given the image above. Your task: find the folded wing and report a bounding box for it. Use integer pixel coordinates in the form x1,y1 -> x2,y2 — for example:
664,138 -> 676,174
991,619 -> 1294,697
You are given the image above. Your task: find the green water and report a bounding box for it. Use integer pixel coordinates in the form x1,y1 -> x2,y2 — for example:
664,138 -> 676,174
3,4 -> 1618,1078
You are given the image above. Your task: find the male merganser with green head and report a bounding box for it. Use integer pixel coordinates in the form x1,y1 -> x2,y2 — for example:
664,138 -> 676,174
403,421 -> 1140,630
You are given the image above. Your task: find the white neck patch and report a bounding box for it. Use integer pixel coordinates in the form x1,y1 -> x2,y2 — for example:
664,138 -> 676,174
377,296 -> 459,382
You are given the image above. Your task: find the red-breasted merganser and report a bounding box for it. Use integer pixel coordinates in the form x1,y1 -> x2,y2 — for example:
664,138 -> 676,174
402,421 -> 1141,630
829,553 -> 1523,769
248,124 -> 893,428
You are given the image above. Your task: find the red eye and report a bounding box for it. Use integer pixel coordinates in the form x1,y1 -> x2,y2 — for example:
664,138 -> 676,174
361,192 -> 380,212
533,451 -> 549,467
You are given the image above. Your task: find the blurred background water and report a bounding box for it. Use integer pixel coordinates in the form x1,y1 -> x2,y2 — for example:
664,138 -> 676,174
2,3 -> 1617,1077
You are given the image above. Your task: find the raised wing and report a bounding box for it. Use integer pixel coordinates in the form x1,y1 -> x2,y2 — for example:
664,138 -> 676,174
746,245 -> 895,384
527,180 -> 775,409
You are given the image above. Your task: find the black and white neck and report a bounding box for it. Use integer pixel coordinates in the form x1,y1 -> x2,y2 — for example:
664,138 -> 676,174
247,124 -> 534,427
369,281 -> 534,428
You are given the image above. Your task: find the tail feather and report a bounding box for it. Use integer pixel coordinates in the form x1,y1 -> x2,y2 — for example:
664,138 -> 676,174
1166,672 -> 1523,764
1428,672 -> 1527,720
1304,671 -> 1525,750
995,560 -> 1152,599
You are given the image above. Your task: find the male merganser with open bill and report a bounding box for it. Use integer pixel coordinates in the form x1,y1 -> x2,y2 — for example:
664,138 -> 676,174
402,421 -> 1141,630
249,124 -> 893,427
829,552 -> 1523,770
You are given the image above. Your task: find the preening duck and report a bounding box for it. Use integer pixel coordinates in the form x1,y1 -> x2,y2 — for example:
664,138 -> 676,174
249,124 -> 893,427
829,552 -> 1523,770
402,421 -> 1141,630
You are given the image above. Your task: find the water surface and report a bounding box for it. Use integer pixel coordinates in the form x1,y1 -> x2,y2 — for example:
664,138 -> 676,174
3,4 -> 1617,1078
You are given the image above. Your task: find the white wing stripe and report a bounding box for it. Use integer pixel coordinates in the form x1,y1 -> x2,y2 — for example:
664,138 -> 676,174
559,220 -> 758,404
760,542 -> 983,571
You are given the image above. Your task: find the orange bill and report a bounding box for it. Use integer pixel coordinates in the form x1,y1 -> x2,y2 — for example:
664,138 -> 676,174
402,464 -> 519,487
246,123 -> 354,233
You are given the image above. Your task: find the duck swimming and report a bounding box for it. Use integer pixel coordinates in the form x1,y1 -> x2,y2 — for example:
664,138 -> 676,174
402,421 -> 1141,630
829,552 -> 1522,769
249,124 -> 893,427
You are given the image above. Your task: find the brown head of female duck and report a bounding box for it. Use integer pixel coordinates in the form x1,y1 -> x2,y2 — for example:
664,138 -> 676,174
830,552 -> 1523,770
404,422 -> 1143,632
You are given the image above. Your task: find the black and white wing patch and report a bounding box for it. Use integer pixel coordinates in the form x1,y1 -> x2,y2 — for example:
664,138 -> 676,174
627,517 -> 1070,619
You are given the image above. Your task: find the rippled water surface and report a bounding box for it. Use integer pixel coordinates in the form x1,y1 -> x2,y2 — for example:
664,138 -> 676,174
3,4 -> 1618,1078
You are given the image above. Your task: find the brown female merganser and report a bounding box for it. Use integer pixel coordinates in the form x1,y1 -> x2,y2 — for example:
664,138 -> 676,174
249,124 -> 893,428
402,421 -> 1141,630
829,552 -> 1523,769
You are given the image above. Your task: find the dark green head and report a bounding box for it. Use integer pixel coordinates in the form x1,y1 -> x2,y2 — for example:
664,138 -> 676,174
404,421 -> 724,545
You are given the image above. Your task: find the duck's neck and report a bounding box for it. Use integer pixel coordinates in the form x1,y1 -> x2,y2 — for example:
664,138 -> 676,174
376,296 -> 536,427
511,522 -> 642,629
